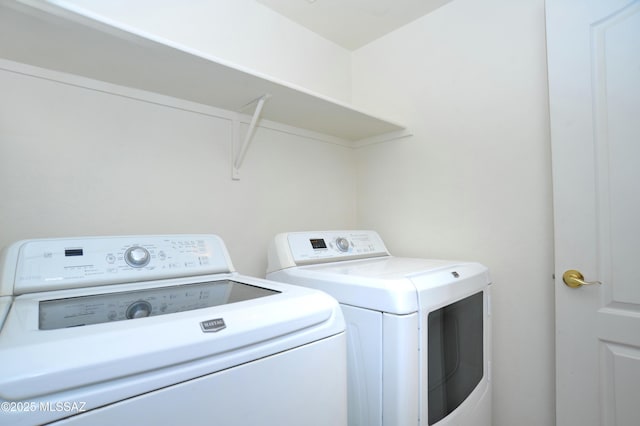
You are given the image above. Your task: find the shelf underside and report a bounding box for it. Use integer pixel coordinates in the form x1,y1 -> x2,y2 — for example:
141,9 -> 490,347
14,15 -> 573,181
0,1 -> 405,141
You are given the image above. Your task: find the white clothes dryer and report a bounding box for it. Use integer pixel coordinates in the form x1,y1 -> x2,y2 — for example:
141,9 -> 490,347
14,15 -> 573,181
0,234 -> 347,426
267,230 -> 492,426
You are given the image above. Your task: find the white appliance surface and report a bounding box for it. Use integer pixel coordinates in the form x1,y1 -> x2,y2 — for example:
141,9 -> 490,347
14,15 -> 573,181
276,256 -> 485,314
0,234 -> 347,426
267,230 -> 492,426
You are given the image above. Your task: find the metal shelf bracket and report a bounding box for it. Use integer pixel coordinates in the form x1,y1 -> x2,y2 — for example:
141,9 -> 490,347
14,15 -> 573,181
232,94 -> 271,180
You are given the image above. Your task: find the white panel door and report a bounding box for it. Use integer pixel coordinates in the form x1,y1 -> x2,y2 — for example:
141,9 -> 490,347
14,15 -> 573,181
546,0 -> 640,425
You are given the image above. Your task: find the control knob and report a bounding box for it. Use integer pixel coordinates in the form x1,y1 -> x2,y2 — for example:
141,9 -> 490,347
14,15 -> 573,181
335,237 -> 350,252
126,300 -> 152,319
125,246 -> 151,268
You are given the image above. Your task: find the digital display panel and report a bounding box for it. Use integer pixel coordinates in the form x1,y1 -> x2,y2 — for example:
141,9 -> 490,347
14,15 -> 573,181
310,239 -> 327,249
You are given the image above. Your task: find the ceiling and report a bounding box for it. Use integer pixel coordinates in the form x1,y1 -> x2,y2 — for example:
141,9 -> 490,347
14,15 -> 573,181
256,0 -> 453,50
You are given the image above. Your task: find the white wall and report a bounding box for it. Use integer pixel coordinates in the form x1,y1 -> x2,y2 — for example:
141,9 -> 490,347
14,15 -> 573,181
0,65 -> 356,277
60,0 -> 352,103
1,0 -> 556,423
352,0 -> 555,425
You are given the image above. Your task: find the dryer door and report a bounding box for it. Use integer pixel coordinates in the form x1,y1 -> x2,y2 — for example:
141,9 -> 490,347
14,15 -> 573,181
427,291 -> 484,424
412,264 -> 491,425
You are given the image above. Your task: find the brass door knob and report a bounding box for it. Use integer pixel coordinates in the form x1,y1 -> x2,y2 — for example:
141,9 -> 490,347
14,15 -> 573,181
562,270 -> 602,288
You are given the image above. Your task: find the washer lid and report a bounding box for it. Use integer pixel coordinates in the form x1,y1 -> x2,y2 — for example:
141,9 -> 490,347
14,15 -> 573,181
0,296 -> 11,330
0,274 -> 344,401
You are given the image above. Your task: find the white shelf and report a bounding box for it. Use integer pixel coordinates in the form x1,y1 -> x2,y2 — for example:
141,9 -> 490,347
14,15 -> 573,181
0,0 -> 406,142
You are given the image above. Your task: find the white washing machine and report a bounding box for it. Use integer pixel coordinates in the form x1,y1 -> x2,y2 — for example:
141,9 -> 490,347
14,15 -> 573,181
0,234 -> 347,426
267,230 -> 492,426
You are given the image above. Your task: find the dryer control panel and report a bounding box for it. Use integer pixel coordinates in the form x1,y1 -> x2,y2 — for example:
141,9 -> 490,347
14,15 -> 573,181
285,230 -> 389,265
1,235 -> 234,295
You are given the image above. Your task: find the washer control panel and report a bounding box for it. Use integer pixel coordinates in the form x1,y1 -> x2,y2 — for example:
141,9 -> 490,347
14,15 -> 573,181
287,230 -> 389,264
9,235 -> 233,295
